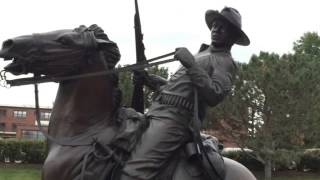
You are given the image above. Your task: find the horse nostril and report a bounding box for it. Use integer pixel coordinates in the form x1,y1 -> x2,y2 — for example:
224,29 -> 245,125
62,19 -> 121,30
2,39 -> 14,49
4,63 -> 26,75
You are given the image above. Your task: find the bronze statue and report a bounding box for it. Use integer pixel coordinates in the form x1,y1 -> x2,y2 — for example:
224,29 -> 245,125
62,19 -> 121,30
120,7 -> 250,180
0,8 -> 256,180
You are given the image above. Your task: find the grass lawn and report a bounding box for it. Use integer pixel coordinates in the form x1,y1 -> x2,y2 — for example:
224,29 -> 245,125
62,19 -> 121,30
0,163 -> 42,180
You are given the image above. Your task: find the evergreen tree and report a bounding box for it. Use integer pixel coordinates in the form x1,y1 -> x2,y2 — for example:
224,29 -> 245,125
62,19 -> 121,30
205,32 -> 320,180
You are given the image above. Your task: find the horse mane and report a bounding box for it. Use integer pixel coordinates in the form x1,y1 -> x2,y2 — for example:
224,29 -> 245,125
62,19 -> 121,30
75,24 -> 121,70
73,24 -> 123,118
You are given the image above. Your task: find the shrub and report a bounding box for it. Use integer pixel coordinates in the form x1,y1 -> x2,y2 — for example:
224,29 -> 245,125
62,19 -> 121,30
299,148 -> 320,172
222,148 -> 320,172
273,149 -> 301,171
0,140 -> 46,164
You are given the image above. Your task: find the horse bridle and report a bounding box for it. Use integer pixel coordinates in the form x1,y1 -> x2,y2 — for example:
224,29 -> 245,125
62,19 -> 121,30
3,51 -> 176,86
0,33 -> 177,144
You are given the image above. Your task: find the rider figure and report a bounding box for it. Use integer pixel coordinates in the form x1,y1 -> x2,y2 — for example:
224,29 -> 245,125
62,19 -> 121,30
120,7 -> 250,180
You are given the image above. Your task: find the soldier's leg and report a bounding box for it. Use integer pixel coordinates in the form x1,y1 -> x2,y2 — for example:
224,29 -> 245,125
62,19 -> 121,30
120,117 -> 190,180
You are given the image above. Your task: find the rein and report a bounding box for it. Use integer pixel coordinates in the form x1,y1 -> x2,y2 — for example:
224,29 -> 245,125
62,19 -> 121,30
191,88 -> 224,180
4,51 -> 176,87
26,51 -> 175,146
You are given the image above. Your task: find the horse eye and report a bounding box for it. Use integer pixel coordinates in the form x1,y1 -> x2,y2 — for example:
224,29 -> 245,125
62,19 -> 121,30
57,36 -> 70,45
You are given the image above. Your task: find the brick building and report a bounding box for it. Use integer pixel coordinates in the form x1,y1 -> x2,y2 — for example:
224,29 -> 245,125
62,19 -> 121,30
0,105 -> 244,147
0,105 -> 51,140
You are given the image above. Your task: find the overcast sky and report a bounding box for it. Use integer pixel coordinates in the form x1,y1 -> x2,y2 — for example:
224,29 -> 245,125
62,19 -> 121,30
0,0 -> 319,107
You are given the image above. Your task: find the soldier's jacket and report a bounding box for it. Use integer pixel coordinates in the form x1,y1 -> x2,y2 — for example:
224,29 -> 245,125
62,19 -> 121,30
145,44 -> 237,124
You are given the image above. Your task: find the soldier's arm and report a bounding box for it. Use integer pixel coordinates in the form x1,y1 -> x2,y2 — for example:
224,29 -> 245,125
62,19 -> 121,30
174,47 -> 235,106
133,70 -> 167,91
188,59 -> 235,106
144,73 -> 168,91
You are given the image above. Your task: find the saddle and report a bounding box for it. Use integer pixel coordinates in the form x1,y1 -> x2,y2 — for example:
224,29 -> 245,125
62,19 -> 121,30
75,107 -> 148,180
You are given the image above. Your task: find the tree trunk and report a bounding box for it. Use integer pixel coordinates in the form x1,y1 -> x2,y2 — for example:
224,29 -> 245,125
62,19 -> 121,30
264,158 -> 272,180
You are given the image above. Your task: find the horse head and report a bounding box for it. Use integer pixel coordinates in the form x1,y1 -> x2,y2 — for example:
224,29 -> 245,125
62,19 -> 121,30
0,24 -> 120,77
0,25 -> 123,138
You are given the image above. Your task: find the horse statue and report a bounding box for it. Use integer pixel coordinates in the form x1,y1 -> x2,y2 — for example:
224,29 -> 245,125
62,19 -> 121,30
0,24 -> 256,180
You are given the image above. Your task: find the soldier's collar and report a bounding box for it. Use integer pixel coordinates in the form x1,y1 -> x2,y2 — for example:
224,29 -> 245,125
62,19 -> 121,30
198,43 -> 230,54
209,45 -> 231,53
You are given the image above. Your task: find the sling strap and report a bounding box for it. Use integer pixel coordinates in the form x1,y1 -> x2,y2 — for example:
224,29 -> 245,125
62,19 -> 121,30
191,88 -> 224,180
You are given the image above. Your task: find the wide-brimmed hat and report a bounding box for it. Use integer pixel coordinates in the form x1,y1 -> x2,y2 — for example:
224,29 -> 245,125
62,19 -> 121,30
205,7 -> 250,46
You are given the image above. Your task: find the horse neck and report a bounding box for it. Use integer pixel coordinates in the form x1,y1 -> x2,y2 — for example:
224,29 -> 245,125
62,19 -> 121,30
49,76 -> 115,137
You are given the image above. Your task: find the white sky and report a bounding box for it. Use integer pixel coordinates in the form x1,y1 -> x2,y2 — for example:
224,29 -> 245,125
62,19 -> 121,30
0,0 -> 319,107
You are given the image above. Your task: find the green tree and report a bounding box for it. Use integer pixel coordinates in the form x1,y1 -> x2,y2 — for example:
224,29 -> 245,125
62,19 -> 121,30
118,65 -> 133,107
205,32 -> 320,180
293,32 -> 320,56
292,32 -> 320,148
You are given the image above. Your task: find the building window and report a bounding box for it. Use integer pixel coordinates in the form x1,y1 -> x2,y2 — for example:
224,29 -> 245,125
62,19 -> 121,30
40,112 -> 51,121
21,130 -> 45,141
12,124 -> 17,132
13,111 -> 27,118
0,123 -> 5,131
0,109 -> 6,119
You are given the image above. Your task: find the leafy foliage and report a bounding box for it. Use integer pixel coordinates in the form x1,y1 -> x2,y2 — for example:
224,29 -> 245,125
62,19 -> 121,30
0,140 -> 46,163
204,32 -> 320,179
293,32 -> 320,57
299,149 -> 320,171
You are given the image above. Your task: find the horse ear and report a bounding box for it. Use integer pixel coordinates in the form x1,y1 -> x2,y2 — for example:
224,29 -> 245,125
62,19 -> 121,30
96,39 -> 116,50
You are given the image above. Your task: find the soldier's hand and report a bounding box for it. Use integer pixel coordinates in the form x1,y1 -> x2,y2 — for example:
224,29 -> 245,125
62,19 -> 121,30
132,70 -> 148,85
174,47 -> 195,68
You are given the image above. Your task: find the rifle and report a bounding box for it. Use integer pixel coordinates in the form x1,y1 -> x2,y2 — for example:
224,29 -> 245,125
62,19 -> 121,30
131,0 -> 147,113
